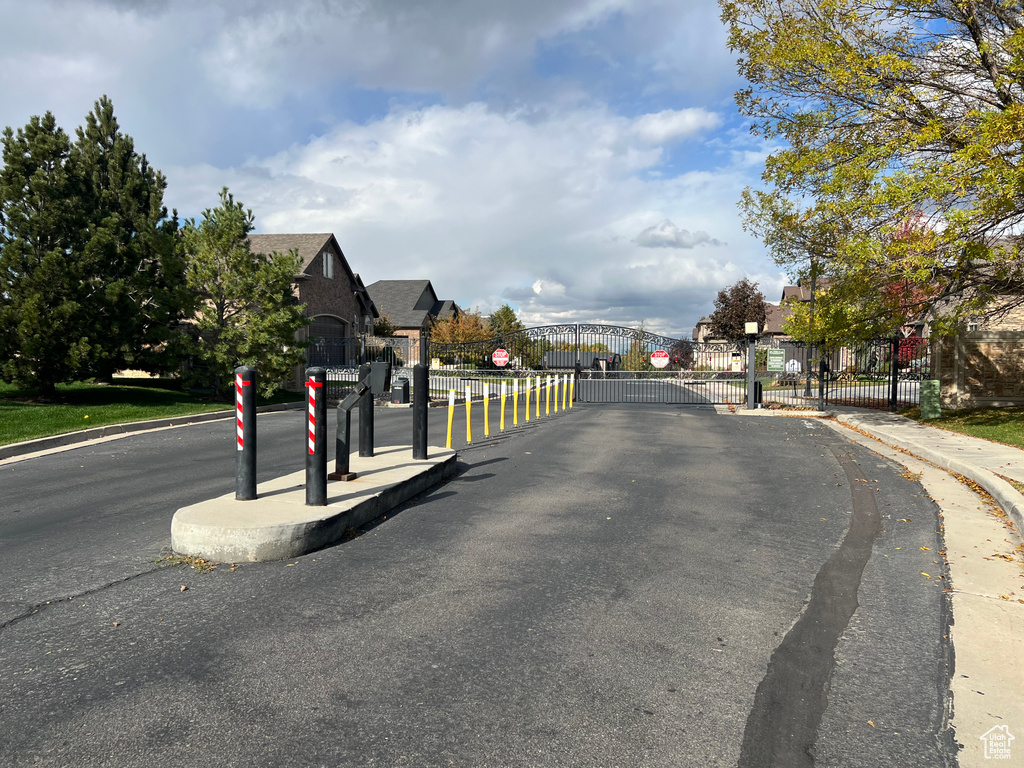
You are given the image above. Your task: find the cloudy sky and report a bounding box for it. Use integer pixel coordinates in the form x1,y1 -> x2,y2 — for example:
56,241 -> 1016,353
0,0 -> 790,337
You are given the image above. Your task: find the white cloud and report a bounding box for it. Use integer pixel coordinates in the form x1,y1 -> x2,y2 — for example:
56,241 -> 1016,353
632,109 -> 722,144
166,100 -> 778,335
633,219 -> 723,249
0,0 -> 780,335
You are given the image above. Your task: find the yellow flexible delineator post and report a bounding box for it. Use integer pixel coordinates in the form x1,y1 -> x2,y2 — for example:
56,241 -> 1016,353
513,379 -> 519,426
536,375 -> 541,419
545,375 -> 551,416
524,379 -> 531,423
562,374 -> 567,410
553,376 -> 559,413
569,375 -> 575,408
446,389 -> 455,449
465,383 -> 472,444
500,382 -> 507,432
483,383 -> 490,438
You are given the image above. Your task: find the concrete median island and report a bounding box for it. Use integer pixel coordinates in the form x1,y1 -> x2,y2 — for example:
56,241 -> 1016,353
171,445 -> 457,562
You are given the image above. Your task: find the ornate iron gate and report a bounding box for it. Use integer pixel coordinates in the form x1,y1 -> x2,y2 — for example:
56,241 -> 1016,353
426,325 -> 930,410
427,324 -> 748,405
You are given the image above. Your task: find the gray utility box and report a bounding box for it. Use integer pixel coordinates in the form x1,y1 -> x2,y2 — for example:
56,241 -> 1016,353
392,377 -> 410,404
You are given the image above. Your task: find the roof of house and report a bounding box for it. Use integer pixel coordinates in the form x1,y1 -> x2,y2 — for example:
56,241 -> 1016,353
763,303 -> 786,334
248,233 -> 335,272
248,232 -> 379,318
366,279 -> 458,329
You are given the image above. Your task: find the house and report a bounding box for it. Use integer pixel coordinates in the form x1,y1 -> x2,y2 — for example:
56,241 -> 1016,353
248,232 -> 377,339
365,279 -> 460,363
247,233 -> 377,373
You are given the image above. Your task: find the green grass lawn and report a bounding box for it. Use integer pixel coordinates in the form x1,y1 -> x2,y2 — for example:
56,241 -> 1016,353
903,405 -> 1024,451
0,378 -> 301,447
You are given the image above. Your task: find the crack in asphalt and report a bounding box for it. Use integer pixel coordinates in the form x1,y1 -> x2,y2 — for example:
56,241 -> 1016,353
0,564 -> 168,633
737,445 -> 883,768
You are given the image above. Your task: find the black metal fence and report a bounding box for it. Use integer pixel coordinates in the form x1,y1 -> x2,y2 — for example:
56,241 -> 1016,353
313,326 -> 931,411
755,336 -> 931,410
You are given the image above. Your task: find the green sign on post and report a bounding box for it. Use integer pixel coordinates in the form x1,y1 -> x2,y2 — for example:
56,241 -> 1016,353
767,349 -> 786,372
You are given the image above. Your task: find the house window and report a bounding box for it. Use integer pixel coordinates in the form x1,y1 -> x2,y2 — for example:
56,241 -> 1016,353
967,320 -> 980,332
322,250 -> 334,279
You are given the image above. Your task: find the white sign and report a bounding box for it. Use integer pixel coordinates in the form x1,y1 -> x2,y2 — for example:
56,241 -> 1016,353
651,349 -> 670,369
492,348 -> 510,367
980,726 -> 1014,760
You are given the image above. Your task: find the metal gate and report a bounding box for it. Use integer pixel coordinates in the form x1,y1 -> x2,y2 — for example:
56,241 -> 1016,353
427,325 -> 931,410
428,324 -> 747,405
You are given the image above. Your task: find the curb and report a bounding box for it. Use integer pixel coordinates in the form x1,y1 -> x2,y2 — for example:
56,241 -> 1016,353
171,447 -> 458,562
0,401 -> 304,461
833,413 -> 1024,536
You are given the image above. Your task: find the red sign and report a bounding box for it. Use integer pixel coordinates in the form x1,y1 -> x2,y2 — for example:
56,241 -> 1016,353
651,349 -> 670,369
492,348 -> 510,367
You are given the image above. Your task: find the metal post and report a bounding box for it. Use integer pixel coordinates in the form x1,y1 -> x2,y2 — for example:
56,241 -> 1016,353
234,365 -> 257,501
413,363 -> 428,459
329,407 -> 355,481
818,355 -> 826,412
747,337 -> 756,410
889,336 -> 900,411
305,367 -> 327,506
358,363 -> 374,457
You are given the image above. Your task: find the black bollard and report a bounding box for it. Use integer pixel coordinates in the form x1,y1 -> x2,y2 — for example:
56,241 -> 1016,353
358,363 -> 374,458
235,365 -> 257,500
305,367 -> 327,506
413,363 -> 428,459
328,406 -> 356,481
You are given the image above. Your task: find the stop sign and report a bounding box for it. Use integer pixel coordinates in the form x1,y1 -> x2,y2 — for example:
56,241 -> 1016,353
651,349 -> 670,369
492,348 -> 510,367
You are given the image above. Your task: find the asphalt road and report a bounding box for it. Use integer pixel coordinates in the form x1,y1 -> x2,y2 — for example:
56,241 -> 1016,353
0,404 -> 955,766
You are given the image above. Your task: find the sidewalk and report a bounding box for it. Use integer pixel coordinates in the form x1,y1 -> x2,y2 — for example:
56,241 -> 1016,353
828,407 -> 1024,535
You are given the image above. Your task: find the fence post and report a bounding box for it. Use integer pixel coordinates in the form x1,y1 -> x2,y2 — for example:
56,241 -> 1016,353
889,336 -> 900,411
818,354 -> 826,412
747,337 -> 756,410
305,367 -> 327,506
235,365 -> 257,501
358,363 -> 374,457
413,363 -> 428,459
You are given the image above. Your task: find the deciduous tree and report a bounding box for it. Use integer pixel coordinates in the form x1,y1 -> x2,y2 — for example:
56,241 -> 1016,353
723,0 -> 1024,331
708,278 -> 768,342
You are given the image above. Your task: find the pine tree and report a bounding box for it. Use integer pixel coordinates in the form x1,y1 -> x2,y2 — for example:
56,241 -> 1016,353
71,96 -> 187,379
0,113 -> 88,399
180,188 -> 309,399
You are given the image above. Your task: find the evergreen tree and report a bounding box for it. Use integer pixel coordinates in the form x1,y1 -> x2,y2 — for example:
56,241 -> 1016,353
0,113 -> 88,399
72,96 -> 187,379
180,188 -> 309,399
0,97 -> 186,397
487,303 -> 525,338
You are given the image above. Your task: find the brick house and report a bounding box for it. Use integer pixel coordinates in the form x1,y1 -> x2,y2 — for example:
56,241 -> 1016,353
247,233 -> 377,342
365,280 -> 459,363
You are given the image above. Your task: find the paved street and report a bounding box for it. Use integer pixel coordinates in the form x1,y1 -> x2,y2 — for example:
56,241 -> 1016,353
0,405 -> 956,766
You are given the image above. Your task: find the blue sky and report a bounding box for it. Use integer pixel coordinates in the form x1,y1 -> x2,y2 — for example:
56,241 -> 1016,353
0,0 -> 789,336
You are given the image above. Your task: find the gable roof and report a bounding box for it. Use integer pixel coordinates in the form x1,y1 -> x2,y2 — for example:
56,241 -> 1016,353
366,279 -> 453,329
248,233 -> 334,273
248,232 -> 379,318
